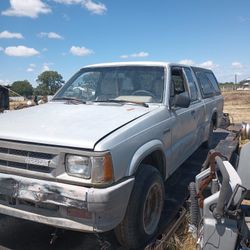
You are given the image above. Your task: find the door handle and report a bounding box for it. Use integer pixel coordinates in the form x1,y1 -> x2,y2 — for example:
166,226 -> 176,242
163,128 -> 170,134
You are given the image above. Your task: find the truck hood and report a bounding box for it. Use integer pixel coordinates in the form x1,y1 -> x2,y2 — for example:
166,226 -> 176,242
0,102 -> 155,149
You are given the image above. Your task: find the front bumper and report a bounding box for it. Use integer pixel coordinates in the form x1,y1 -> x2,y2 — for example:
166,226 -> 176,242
0,173 -> 134,232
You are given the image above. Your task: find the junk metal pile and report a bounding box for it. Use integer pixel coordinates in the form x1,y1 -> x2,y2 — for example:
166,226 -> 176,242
188,119 -> 250,250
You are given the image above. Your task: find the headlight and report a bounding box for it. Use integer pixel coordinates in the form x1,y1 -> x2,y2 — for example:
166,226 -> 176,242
66,155 -> 91,179
65,153 -> 114,184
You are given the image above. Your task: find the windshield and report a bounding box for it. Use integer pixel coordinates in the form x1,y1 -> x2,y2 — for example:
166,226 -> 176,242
54,66 -> 165,104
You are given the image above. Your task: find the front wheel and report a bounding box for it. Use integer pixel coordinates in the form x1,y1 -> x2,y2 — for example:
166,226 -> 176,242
115,165 -> 165,249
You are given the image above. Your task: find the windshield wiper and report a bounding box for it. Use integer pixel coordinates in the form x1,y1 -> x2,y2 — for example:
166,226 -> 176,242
93,99 -> 149,108
53,97 -> 86,104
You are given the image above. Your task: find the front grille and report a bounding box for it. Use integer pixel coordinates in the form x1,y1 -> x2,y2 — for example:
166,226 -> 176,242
0,145 -> 56,174
0,147 -> 54,159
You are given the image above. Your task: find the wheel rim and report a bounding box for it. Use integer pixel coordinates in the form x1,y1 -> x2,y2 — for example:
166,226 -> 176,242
142,182 -> 163,235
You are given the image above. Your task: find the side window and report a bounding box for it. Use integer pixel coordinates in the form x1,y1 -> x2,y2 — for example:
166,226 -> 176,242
170,67 -> 186,97
205,72 -> 221,94
183,68 -> 198,102
196,72 -> 215,97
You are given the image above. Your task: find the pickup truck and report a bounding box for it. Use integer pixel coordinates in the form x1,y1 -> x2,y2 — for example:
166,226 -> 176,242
0,62 -> 223,249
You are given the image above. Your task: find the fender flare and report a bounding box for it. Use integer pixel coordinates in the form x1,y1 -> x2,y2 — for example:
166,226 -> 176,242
128,139 -> 166,176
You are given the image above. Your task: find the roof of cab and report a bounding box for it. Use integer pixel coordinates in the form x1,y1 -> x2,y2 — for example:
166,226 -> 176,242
83,61 -> 172,68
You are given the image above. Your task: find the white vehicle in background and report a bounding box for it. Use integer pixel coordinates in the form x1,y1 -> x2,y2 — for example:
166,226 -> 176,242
0,62 -> 223,248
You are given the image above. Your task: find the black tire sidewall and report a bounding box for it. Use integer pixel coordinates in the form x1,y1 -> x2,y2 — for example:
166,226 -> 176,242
127,165 -> 164,247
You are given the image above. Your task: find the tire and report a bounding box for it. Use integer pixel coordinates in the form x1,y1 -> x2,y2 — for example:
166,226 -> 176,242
115,165 -> 165,249
189,182 -> 200,228
203,121 -> 214,149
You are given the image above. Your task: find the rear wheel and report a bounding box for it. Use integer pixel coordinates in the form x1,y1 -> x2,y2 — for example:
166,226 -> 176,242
115,165 -> 164,249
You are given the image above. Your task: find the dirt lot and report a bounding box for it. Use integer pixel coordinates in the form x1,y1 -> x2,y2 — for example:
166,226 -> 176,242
223,90 -> 250,123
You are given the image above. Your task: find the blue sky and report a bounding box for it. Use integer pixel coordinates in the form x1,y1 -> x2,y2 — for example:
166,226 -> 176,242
0,0 -> 250,86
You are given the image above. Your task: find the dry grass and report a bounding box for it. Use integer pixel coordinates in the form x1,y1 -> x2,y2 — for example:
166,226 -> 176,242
222,90 -> 250,123
9,100 -> 28,110
165,214 -> 196,250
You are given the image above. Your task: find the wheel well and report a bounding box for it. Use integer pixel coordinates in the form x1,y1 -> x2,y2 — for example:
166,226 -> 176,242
212,112 -> 217,128
140,150 -> 165,179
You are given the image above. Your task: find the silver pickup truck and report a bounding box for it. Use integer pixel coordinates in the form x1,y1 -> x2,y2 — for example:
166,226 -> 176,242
0,62 -> 223,249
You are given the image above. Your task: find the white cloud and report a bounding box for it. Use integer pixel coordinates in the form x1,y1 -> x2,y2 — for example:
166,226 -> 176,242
42,62 -> 54,72
27,67 -> 34,72
43,64 -> 50,71
70,46 -> 93,56
120,55 -> 129,59
38,32 -> 63,39
232,62 -> 243,69
4,46 -> 40,57
42,48 -> 48,52
82,0 -> 107,15
120,51 -> 149,59
198,60 -> 218,70
0,79 -> 11,85
2,0 -> 51,18
53,0 -> 107,15
54,0 -> 82,4
176,59 -> 219,69
0,30 -> 24,39
27,63 -> 36,72
178,59 -> 195,65
131,52 -> 149,58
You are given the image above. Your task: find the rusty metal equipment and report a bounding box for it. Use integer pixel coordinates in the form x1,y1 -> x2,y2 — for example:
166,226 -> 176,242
197,150 -> 225,208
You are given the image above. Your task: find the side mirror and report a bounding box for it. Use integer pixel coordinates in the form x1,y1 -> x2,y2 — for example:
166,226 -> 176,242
173,93 -> 191,108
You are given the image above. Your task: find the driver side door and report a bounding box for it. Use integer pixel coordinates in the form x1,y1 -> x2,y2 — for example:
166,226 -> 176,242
169,66 -> 197,174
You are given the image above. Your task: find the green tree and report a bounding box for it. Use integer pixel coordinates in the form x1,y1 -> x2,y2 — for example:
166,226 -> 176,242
35,71 -> 64,95
11,80 -> 33,97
